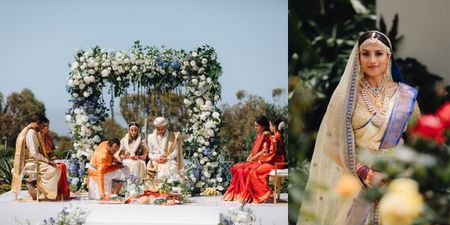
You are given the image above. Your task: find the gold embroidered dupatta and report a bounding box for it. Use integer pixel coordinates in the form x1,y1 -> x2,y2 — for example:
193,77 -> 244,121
297,44 -> 362,225
298,40 -> 418,224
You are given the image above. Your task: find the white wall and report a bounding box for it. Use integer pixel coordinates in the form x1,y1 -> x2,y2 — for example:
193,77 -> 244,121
377,0 -> 450,84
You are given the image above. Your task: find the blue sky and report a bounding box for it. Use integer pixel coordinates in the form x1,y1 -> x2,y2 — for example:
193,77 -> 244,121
0,0 -> 287,135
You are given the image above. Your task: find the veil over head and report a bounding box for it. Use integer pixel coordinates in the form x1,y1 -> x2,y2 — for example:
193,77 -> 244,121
297,43 -> 363,224
298,31 -> 411,224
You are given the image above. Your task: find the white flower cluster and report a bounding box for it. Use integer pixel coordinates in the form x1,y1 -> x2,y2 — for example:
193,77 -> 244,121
224,205 -> 257,225
67,43 -> 225,192
182,52 -> 226,192
37,205 -> 89,225
66,107 -> 101,159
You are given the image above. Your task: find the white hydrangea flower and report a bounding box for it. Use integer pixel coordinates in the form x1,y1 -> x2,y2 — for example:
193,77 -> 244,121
212,112 -> 220,118
101,69 -> 110,77
195,98 -> 204,106
201,58 -> 208,65
68,80 -> 74,87
191,52 -> 198,57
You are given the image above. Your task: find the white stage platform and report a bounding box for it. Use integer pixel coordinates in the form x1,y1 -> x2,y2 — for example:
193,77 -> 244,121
0,191 -> 287,225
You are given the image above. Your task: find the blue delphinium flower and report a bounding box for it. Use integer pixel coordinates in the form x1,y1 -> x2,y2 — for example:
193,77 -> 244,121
223,218 -> 233,225
61,207 -> 69,216
202,148 -> 212,157
71,178 -> 79,186
194,165 -> 202,180
78,167 -> 85,177
48,217 -> 56,225
69,161 -> 78,176
171,61 -> 180,70
162,62 -> 169,69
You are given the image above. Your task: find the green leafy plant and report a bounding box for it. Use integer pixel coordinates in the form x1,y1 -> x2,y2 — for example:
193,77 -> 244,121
0,158 -> 13,184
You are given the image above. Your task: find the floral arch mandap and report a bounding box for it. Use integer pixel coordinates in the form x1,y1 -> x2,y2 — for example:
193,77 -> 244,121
65,41 -> 227,193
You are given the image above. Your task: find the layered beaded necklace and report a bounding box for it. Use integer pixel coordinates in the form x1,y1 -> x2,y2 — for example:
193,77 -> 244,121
360,78 -> 389,127
362,78 -> 386,100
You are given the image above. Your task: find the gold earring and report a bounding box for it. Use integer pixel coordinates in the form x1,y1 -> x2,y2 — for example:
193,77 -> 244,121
385,60 -> 391,80
360,66 -> 364,81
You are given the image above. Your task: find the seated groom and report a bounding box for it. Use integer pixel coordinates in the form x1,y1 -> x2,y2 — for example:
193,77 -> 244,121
147,117 -> 184,181
88,138 -> 130,200
11,114 -> 62,200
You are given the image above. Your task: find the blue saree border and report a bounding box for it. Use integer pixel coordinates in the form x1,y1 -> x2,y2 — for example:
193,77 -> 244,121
344,56 -> 359,173
379,83 -> 417,149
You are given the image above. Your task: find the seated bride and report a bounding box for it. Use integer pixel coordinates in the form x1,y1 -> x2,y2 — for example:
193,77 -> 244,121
116,122 -> 148,179
146,117 -> 184,182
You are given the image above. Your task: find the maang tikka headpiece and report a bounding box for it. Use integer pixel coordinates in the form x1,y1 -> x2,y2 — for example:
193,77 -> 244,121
359,31 -> 392,55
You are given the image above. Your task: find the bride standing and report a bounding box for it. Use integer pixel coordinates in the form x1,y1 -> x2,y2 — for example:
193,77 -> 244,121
298,31 -> 420,225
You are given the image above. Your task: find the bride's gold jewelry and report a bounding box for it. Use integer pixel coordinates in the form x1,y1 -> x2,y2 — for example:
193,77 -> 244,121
384,60 -> 392,81
359,32 -> 391,55
362,77 -> 386,99
360,79 -> 389,127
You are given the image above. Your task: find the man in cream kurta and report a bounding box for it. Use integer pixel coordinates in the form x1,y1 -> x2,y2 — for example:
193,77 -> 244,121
11,114 -> 61,200
147,117 -> 183,182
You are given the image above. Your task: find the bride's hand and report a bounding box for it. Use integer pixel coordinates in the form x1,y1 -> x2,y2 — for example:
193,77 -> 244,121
367,170 -> 388,187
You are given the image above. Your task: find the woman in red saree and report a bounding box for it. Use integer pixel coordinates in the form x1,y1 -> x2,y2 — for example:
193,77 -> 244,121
223,116 -> 271,202
246,118 -> 286,203
41,120 -> 71,200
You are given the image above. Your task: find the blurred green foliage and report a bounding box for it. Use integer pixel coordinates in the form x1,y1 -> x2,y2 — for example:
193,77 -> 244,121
221,89 -> 288,162
0,89 -> 46,149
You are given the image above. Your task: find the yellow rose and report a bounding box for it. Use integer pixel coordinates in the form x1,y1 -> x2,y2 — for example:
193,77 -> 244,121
379,178 -> 423,225
335,175 -> 360,197
387,178 -> 419,194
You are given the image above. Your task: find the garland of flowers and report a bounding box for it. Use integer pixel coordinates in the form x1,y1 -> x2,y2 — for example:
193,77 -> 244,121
66,41 -> 227,193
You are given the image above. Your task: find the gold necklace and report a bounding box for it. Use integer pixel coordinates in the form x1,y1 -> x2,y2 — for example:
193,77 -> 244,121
360,84 -> 389,127
362,78 -> 386,100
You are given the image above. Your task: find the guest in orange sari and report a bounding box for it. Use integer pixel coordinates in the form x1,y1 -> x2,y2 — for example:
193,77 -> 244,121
223,116 -> 271,202
88,138 -> 130,199
246,118 -> 286,203
40,120 -> 71,200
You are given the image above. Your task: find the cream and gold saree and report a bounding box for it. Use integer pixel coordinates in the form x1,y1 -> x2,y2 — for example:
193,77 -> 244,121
297,43 -> 419,225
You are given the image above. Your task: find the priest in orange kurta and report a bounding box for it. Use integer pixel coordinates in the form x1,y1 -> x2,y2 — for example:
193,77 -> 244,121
88,139 -> 130,199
